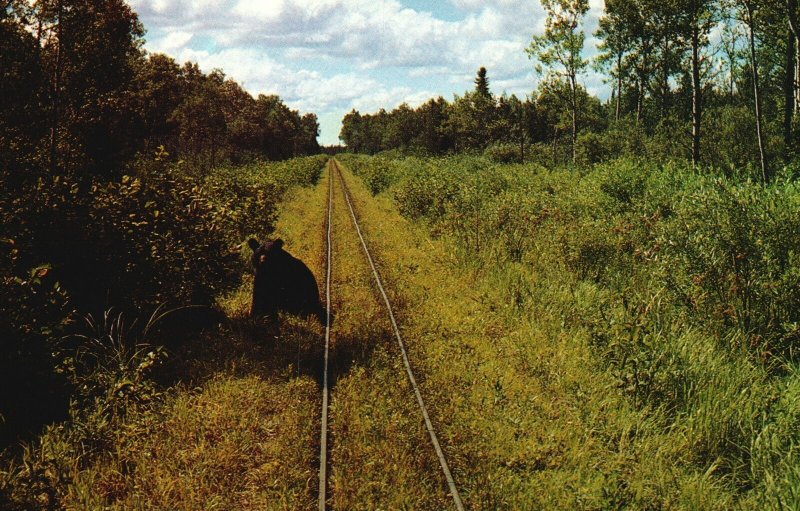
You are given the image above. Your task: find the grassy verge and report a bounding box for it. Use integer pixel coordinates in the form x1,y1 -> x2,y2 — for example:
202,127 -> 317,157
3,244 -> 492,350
334,158 -> 743,509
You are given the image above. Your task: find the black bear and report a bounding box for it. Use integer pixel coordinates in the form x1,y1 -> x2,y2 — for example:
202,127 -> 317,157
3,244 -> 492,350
248,238 -> 326,325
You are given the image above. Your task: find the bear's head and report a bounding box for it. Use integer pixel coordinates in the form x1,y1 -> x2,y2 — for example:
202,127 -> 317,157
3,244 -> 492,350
248,238 -> 284,271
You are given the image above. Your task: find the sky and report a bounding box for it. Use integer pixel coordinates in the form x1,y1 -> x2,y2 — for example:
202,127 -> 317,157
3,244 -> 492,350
127,0 -> 609,146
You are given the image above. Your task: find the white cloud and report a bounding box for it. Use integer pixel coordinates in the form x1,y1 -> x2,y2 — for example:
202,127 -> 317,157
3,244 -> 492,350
150,30 -> 193,53
232,0 -> 285,21
128,0 -> 608,144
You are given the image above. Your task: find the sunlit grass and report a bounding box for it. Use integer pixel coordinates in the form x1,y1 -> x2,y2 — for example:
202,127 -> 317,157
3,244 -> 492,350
64,374 -> 318,510
334,158 -> 755,509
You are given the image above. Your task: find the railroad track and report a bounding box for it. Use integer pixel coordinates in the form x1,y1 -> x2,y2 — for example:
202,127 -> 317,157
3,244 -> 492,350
318,159 -> 333,511
317,160 -> 464,511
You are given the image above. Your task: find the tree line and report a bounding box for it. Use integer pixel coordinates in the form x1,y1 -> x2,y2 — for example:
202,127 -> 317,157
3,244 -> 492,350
0,0 -> 320,445
339,67 -> 602,163
340,0 -> 799,179
1,0 -> 320,184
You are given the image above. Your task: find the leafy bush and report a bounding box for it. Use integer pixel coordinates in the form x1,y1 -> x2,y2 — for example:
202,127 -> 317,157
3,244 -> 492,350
393,159 -> 464,222
703,105 -> 761,172
645,115 -> 692,162
484,189 -> 549,262
0,248 -> 73,446
655,177 -> 800,359
337,154 -> 400,195
484,143 -> 523,164
3,156 -> 326,315
0,155 -> 326,462
574,131 -> 611,165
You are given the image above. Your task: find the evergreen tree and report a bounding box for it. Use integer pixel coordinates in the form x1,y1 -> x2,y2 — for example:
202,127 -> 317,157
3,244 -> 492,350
474,66 -> 491,98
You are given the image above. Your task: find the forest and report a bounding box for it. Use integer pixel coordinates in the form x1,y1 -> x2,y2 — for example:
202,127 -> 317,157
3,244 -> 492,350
341,0 -> 799,180
1,0 -> 319,446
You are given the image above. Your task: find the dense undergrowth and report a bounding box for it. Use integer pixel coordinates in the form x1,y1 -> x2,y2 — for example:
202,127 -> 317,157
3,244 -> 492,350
0,155 -> 326,509
5,150 -> 800,508
338,153 -> 800,508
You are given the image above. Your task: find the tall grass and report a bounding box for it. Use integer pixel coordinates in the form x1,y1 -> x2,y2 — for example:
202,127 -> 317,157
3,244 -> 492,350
340,153 -> 800,508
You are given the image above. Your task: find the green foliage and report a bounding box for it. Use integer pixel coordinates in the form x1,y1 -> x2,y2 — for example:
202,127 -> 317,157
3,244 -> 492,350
0,155 -> 327,506
0,248 -> 73,446
474,66 -> 491,97
5,168 -> 231,313
527,0 -> 589,162
655,176 -> 800,359
0,308 -> 167,509
339,74 -> 531,156
392,159 -> 465,222
0,9 -> 46,178
362,153 -> 800,505
703,105 -> 764,173
3,156 -> 326,314
574,131 -> 612,165
527,0 -> 589,78
203,156 -> 326,242
337,154 -> 402,195
34,0 -> 145,176
63,310 -> 168,418
483,143 -> 523,163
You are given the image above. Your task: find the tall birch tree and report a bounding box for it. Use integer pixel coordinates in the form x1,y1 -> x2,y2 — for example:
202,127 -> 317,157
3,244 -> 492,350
527,0 -> 589,163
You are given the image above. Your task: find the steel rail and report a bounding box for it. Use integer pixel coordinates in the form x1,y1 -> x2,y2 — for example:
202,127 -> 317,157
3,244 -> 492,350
318,161 -> 333,511
333,160 -> 465,511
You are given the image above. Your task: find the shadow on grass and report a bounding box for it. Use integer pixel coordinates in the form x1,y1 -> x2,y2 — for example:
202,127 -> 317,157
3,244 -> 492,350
152,307 -> 381,392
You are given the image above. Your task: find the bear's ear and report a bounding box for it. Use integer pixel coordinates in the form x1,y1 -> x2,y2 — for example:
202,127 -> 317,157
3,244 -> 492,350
273,239 -> 284,250
247,238 -> 260,252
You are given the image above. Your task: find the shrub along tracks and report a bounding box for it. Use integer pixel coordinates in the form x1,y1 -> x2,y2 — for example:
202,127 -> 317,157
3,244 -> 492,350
316,159 -> 464,510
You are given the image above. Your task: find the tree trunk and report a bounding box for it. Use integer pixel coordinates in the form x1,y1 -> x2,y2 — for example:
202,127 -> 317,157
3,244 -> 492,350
49,0 -> 63,175
636,75 -> 643,124
519,109 -> 525,162
691,22 -> 702,167
722,27 -> 736,99
616,50 -> 623,121
552,126 -> 559,162
662,38 -> 670,119
570,74 -> 577,163
210,137 -> 216,171
785,30 -> 796,150
36,7 -> 43,46
636,47 -> 650,125
788,0 -> 800,118
797,40 -> 800,114
744,0 -> 769,181
784,0 -> 800,143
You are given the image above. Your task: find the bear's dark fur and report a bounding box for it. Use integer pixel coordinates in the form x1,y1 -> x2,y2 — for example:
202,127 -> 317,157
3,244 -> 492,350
248,238 -> 326,325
